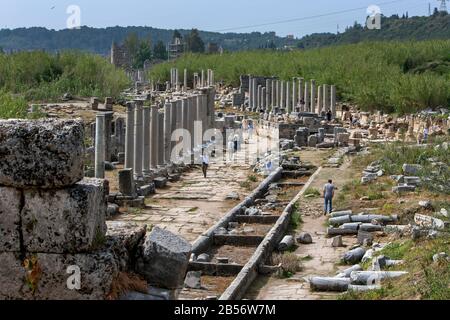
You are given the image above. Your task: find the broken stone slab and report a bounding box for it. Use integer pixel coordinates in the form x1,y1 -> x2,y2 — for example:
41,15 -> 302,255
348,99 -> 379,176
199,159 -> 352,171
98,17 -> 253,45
217,257 -> 229,264
414,214 -> 445,230
22,178 -> 108,254
418,200 -> 433,210
196,254 -> 211,263
361,174 -> 377,184
384,224 -> 412,235
439,208 -> 448,218
0,250 -> 119,300
184,271 -> 202,289
357,230 -> 374,246
330,210 -> 353,218
278,235 -> 295,252
392,184 -> 416,193
336,264 -> 362,278
361,249 -> 374,263
404,176 -> 421,186
245,207 -> 261,216
343,247 -> 366,264
225,192 -> 240,200
114,196 -> 146,209
332,235 -> 344,247
137,184 -> 156,197
432,252 -> 449,263
106,221 -> 147,270
214,227 -> 228,235
107,203 -> 120,217
0,187 -> 22,252
0,119 -> 85,188
329,215 -> 351,226
309,277 -> 351,292
153,177 -> 168,189
296,232 -> 313,244
135,226 -> 192,289
402,164 -> 423,175
350,271 -> 408,285
347,284 -> 381,292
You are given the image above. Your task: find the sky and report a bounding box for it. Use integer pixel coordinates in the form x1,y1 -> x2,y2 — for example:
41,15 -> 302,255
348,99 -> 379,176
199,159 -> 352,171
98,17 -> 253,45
0,0 -> 436,37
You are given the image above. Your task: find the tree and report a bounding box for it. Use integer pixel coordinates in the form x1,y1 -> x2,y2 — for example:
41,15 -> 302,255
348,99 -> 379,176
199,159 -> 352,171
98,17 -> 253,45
133,38 -> 152,69
153,40 -> 167,60
124,32 -> 139,58
186,29 -> 205,53
173,30 -> 182,41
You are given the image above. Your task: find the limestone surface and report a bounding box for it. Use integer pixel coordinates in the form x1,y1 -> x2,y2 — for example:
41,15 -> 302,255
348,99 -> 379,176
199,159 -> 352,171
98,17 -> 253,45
0,119 -> 85,188
21,178 -> 107,253
0,187 -> 22,252
135,226 -> 192,289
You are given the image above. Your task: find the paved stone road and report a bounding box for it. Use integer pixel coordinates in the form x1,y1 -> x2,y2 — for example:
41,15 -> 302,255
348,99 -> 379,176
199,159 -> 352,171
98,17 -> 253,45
113,135 -> 271,243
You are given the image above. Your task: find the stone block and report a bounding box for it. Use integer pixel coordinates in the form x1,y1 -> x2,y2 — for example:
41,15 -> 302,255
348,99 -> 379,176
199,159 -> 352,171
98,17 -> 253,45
0,250 -> 119,300
0,187 -> 22,251
22,178 -> 107,254
0,119 -> 85,188
154,177 -> 168,189
135,226 -> 192,289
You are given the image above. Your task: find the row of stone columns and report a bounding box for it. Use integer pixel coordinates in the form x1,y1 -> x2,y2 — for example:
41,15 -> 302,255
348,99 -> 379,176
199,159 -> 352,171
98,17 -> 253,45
247,75 -> 337,117
121,87 -> 216,180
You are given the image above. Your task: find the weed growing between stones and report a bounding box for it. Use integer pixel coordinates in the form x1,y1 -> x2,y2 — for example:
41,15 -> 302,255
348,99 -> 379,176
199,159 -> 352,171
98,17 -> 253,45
23,255 -> 42,294
272,252 -> 303,279
304,187 -> 321,198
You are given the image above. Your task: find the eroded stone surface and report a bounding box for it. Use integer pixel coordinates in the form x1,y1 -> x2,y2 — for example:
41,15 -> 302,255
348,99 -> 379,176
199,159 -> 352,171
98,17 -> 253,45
0,119 -> 85,188
22,178 -> 107,253
0,187 -> 22,252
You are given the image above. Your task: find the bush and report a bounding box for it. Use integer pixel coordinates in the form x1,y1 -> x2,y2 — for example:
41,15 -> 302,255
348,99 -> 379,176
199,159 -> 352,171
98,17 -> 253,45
272,252 -> 303,278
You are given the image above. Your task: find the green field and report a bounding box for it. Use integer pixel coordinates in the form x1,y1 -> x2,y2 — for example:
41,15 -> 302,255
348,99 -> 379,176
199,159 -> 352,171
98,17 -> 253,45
0,51 -> 130,119
150,40 -> 450,114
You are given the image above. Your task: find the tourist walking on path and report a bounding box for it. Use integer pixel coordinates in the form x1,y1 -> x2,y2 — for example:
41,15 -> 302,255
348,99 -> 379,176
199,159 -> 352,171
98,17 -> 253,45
201,152 -> 209,178
323,179 -> 335,215
326,110 -> 332,122
227,139 -> 234,162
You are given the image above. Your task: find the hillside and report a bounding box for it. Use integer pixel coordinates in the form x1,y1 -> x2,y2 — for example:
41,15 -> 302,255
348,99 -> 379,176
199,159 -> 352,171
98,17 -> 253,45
0,13 -> 448,55
297,12 -> 450,49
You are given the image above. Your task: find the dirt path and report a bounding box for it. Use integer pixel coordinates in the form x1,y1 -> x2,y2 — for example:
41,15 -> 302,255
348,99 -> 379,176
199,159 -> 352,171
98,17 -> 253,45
246,150 -> 358,300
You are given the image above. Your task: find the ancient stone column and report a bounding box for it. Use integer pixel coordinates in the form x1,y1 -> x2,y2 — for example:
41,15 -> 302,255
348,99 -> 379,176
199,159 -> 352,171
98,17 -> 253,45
201,94 -> 208,132
184,69 -> 188,91
331,85 -> 337,119
304,82 -> 310,112
323,84 -> 329,112
158,113 -> 165,166
262,87 -> 267,112
257,85 -> 262,110
276,80 -> 281,108
181,98 -> 189,161
195,95 -> 204,149
170,100 -> 178,159
270,80 -> 275,109
286,81 -> 291,113
299,77 -> 304,104
175,68 -> 179,91
193,73 -> 199,89
94,113 -> 106,179
164,102 -> 172,164
189,96 -> 196,154
104,111 -> 114,162
201,70 -> 205,87
115,117 -> 125,154
292,78 -> 298,112
310,80 -> 316,114
143,106 -> 151,175
124,102 -> 135,169
150,105 -> 159,169
133,100 -> 144,179
280,81 -> 285,110
118,168 -> 135,196
317,85 -> 323,115
265,79 -> 271,108
252,78 -> 257,111
248,76 -> 253,110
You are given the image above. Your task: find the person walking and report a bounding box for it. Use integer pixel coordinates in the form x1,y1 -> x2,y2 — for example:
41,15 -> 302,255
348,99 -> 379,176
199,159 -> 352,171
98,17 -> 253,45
323,179 -> 335,215
227,139 -> 234,162
201,152 -> 209,178
326,110 -> 332,122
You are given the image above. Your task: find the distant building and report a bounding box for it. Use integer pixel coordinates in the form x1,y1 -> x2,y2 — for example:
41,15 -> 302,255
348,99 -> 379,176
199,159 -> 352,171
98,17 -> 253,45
110,41 -> 132,69
168,37 -> 185,61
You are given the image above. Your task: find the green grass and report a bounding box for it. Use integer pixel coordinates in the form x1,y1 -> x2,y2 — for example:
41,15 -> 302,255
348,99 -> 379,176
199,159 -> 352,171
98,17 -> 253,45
0,50 -> 130,111
304,187 -> 321,198
150,40 -> 450,114
289,203 -> 303,229
340,237 -> 450,300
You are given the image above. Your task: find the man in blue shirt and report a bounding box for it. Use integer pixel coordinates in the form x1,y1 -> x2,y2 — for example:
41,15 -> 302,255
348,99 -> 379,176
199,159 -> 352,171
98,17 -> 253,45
323,179 -> 335,215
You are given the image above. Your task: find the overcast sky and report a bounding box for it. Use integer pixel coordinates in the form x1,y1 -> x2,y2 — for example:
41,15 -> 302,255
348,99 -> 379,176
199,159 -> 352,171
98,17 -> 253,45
0,0 -> 434,37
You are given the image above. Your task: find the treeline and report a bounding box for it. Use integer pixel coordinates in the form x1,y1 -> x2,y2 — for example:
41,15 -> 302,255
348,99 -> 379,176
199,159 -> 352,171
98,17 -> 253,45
297,11 -> 450,49
0,51 -> 130,118
150,40 -> 450,114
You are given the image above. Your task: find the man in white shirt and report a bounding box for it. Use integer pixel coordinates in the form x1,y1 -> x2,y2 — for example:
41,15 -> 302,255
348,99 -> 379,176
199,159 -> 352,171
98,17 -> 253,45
201,152 -> 209,178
